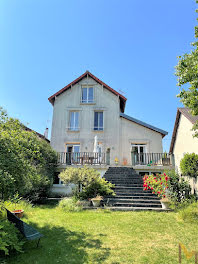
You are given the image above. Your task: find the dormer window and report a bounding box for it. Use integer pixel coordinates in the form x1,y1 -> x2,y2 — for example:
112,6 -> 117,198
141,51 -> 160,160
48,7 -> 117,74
81,86 -> 94,103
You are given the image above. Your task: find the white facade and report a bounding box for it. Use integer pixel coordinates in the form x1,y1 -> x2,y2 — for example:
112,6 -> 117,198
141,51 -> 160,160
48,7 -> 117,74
171,111 -> 198,192
50,74 -> 166,165
49,72 -> 169,195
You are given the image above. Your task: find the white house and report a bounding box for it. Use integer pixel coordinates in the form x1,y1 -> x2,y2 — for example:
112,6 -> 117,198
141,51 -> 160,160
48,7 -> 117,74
48,71 -> 172,194
169,107 -> 198,192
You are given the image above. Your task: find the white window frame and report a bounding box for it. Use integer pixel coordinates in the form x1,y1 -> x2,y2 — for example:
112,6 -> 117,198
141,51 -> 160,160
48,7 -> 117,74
131,144 -> 147,165
131,144 -> 147,154
81,85 -> 94,103
69,111 -> 79,131
94,111 -> 104,131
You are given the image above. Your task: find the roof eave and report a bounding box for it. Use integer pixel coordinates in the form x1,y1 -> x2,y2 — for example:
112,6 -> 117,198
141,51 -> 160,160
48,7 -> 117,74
120,113 -> 168,137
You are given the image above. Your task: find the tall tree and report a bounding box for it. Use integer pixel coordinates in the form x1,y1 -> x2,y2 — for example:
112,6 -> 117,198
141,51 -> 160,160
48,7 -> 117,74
175,1 -> 198,136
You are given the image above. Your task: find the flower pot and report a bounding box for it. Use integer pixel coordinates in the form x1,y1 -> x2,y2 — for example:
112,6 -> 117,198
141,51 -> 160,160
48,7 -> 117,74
160,199 -> 170,209
12,209 -> 24,218
91,199 -> 101,207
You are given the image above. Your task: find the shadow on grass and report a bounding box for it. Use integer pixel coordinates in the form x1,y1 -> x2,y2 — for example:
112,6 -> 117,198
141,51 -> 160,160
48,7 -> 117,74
5,220 -> 110,264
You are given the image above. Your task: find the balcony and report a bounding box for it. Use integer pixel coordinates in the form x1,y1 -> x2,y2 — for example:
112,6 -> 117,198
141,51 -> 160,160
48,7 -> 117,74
57,152 -> 107,166
131,153 -> 174,167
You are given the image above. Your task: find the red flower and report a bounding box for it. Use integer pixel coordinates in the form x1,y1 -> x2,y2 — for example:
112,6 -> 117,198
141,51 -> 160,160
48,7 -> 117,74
151,187 -> 153,190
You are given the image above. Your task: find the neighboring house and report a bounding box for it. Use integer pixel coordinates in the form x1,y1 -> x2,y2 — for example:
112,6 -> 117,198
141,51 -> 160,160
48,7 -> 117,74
169,107 -> 198,192
48,71 -> 172,194
24,126 -> 50,143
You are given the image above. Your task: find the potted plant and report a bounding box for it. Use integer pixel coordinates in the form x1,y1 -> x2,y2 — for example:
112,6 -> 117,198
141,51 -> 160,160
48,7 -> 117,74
91,195 -> 103,207
160,196 -> 170,209
11,194 -> 24,218
115,157 -> 119,166
143,173 -> 171,209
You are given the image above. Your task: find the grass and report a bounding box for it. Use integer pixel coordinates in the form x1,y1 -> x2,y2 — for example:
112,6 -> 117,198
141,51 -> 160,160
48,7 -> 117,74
3,202 -> 198,264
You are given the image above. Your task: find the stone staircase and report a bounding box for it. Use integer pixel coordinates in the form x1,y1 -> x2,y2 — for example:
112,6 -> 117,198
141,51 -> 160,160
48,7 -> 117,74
104,167 -> 163,211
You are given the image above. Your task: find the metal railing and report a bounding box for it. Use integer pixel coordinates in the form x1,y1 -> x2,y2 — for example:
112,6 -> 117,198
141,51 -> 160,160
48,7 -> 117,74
131,153 -> 174,166
57,152 -> 106,165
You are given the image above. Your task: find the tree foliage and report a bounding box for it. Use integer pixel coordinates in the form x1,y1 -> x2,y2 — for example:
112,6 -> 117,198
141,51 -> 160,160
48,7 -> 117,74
175,2 -> 198,136
0,108 -> 57,201
180,153 -> 198,178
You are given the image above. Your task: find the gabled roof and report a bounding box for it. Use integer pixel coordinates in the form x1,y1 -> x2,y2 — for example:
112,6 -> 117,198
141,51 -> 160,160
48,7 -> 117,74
120,113 -> 168,137
48,71 -> 127,112
169,108 -> 198,153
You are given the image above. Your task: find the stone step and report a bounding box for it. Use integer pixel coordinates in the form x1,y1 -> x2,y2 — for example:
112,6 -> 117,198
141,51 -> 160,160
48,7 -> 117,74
111,203 -> 162,208
106,195 -> 159,200
114,187 -> 144,191
105,178 -> 143,181
113,184 -> 143,187
106,207 -> 168,211
106,198 -> 161,204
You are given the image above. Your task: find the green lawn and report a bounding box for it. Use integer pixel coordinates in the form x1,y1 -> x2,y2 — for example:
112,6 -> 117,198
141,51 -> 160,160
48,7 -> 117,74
4,204 -> 198,264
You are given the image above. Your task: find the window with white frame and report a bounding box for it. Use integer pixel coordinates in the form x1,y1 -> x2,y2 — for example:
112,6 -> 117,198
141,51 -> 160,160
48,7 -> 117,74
69,111 -> 79,131
81,86 -> 94,103
94,112 -> 103,131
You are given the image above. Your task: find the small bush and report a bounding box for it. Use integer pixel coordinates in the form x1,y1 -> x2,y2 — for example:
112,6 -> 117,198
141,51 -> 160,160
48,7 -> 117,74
180,153 -> 198,178
165,169 -> 191,204
178,202 -> 198,222
0,220 -> 24,256
59,166 -> 115,199
78,177 -> 115,200
143,173 -> 169,198
58,198 -> 82,212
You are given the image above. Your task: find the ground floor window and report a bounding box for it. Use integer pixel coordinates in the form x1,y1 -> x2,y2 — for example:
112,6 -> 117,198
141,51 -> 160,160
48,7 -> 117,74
53,172 -> 63,185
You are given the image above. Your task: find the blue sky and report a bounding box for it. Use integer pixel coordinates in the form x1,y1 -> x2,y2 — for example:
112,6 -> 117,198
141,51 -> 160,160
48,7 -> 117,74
0,0 -> 197,151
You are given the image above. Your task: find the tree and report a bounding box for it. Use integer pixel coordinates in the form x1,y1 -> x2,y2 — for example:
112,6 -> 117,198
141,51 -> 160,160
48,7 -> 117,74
0,108 -> 57,201
180,153 -> 198,178
175,1 -> 198,137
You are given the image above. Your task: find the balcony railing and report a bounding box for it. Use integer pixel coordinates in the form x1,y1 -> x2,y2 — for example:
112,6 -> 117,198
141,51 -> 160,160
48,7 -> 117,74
131,153 -> 174,166
57,152 -> 106,166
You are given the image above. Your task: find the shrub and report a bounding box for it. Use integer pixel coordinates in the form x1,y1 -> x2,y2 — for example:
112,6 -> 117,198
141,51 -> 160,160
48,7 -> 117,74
180,153 -> 198,178
0,108 -> 57,201
143,173 -> 169,199
178,202 -> 198,222
59,166 -> 115,199
78,177 -> 115,200
165,169 -> 191,204
59,166 -> 100,191
0,220 -> 24,256
58,198 -> 82,212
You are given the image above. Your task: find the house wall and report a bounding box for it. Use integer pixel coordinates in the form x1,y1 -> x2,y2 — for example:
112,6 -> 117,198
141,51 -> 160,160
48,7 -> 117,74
50,76 -> 121,165
119,117 -> 163,165
173,114 -> 198,192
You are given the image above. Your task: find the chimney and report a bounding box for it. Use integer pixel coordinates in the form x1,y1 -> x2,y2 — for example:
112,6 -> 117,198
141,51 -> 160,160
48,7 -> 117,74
44,128 -> 48,139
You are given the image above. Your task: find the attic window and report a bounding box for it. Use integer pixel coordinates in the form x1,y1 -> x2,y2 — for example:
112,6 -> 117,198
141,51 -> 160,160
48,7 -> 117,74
81,86 -> 94,103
